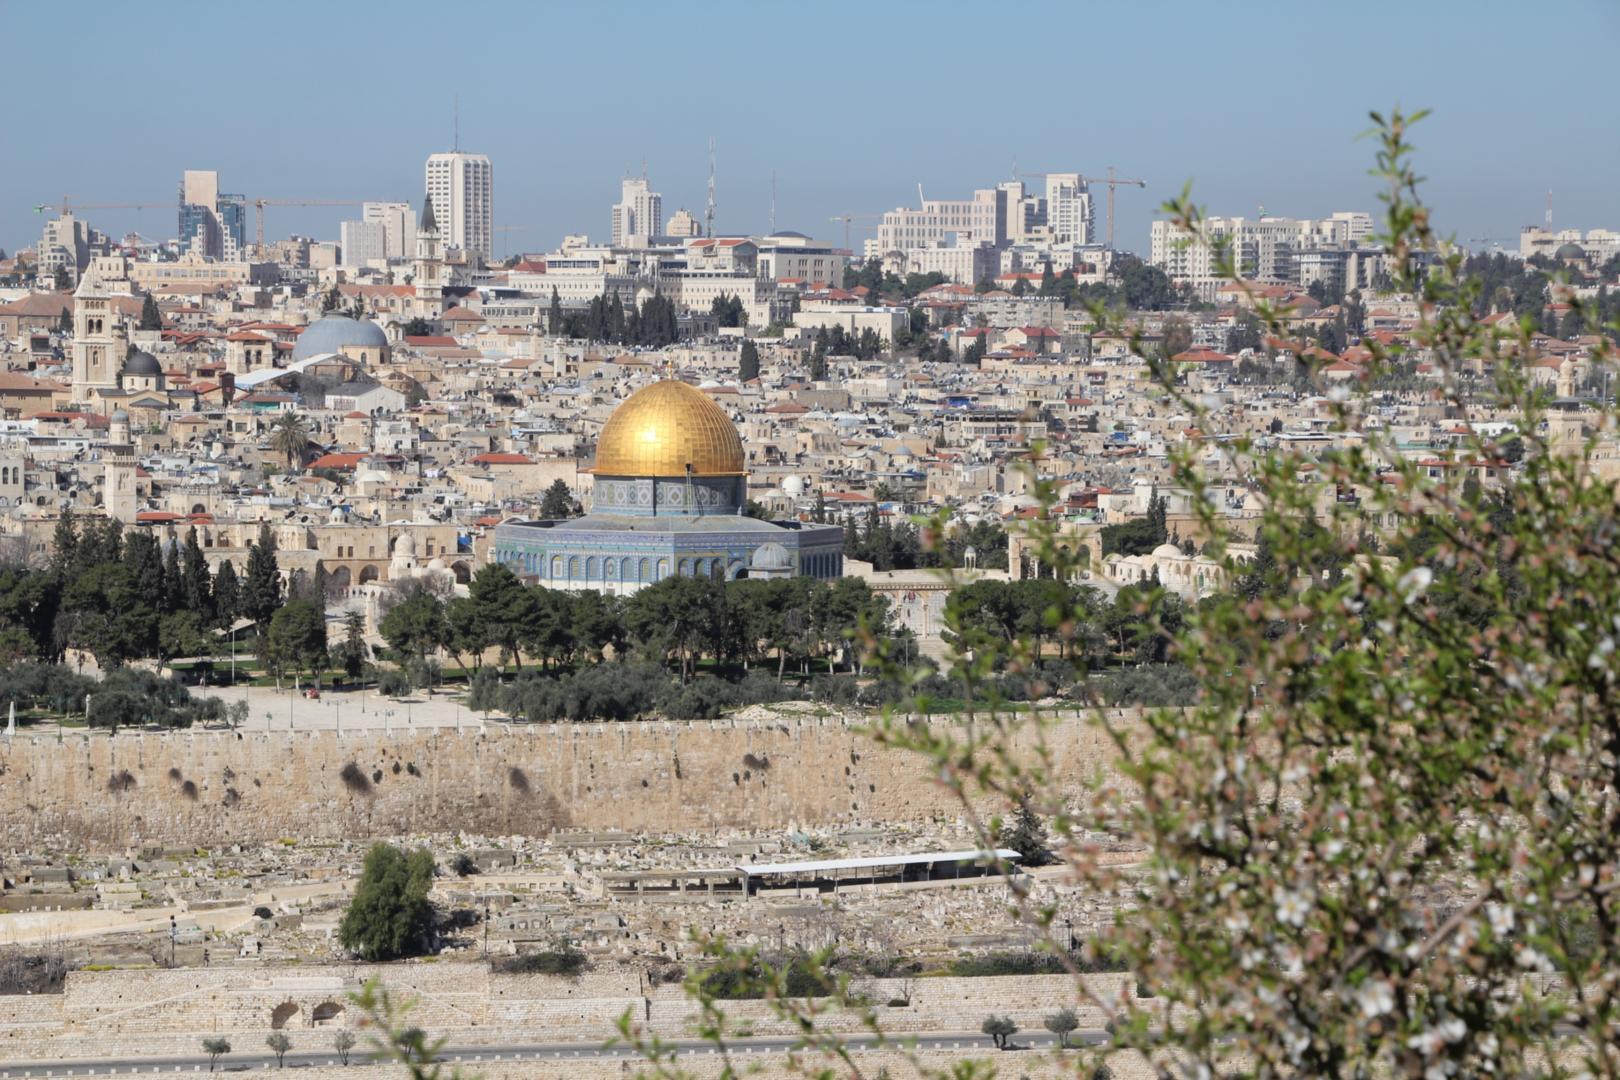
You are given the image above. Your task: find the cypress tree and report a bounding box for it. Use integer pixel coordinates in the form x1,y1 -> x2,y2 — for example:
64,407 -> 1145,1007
548,287 -> 563,334
50,511 -> 78,574
243,523 -> 282,625
182,527 -> 212,620
138,293 -> 162,331
739,340 -> 760,382
162,541 -> 185,613
213,560 -> 240,629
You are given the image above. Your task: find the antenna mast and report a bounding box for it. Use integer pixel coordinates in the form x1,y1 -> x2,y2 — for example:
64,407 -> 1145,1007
706,136 -> 716,238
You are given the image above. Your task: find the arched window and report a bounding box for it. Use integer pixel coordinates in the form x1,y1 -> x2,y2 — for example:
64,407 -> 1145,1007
551,555 -> 563,579
567,556 -> 580,581
586,556 -> 599,581
637,557 -> 650,582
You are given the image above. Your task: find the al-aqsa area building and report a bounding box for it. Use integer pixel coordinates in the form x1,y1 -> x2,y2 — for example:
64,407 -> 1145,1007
493,380 -> 844,593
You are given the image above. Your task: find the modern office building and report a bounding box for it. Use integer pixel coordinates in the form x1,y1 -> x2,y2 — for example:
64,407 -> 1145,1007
340,220 -> 389,268
424,152 -> 493,259
611,176 -> 663,248
177,170 -> 246,259
362,201 -> 417,259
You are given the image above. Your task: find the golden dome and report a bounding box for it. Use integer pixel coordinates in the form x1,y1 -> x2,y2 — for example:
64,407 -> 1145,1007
593,380 -> 746,477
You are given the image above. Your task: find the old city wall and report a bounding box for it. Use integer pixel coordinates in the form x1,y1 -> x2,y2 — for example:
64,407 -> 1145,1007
0,711 -> 1139,852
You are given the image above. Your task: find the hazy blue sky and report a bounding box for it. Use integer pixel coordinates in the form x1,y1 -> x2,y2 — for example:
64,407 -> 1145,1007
2,0 -> 1615,258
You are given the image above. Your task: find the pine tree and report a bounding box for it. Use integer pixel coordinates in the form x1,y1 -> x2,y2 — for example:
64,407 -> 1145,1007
1000,797 -> 1052,866
57,308 -> 72,335
548,287 -> 563,334
738,340 -> 760,382
810,338 -> 828,382
813,490 -> 827,524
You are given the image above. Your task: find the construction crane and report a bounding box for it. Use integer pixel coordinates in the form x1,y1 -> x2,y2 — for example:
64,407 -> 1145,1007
1015,166 -> 1146,248
252,199 -> 361,255
829,214 -> 880,250
33,197 -> 169,216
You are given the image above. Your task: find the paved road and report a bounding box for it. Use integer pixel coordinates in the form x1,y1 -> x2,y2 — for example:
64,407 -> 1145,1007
0,1031 -> 1097,1075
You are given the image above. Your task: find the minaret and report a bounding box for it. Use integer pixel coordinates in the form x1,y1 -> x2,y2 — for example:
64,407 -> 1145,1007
104,409 -> 137,523
414,193 -> 444,318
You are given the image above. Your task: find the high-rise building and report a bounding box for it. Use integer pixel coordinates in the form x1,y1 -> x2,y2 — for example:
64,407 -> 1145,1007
424,152 -> 493,259
218,194 -> 247,259
177,170 -> 247,258
666,208 -> 703,238
611,176 -> 663,247
1043,174 -> 1094,246
340,220 -> 389,268
362,201 -> 417,259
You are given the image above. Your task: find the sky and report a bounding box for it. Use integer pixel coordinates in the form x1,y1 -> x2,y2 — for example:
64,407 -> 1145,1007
2,0 -> 1616,260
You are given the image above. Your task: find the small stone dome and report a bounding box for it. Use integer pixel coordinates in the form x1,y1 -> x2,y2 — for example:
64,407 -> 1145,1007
122,350 -> 161,376
427,556 -> 448,572
1152,543 -> 1185,559
750,542 -> 793,571
1554,242 -> 1586,262
110,408 -> 130,423
291,314 -> 389,362
781,475 -> 806,497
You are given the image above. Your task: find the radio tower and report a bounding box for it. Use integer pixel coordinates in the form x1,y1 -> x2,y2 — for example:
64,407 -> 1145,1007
705,136 -> 717,238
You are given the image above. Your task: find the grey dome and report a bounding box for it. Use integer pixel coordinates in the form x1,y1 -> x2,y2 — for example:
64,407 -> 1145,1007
750,542 -> 793,571
1554,242 -> 1586,261
122,350 -> 161,376
291,314 -> 388,362
111,408 -> 129,422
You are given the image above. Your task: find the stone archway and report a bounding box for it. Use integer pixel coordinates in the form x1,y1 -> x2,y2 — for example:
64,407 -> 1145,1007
328,566 -> 352,592
270,1002 -> 300,1029
451,561 -> 471,584
358,565 -> 380,584
311,1001 -> 345,1026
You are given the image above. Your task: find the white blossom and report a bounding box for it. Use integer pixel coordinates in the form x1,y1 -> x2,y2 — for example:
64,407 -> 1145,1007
1274,887 -> 1312,928
1486,903 -> 1514,936
1398,566 -> 1434,603
1355,978 -> 1395,1018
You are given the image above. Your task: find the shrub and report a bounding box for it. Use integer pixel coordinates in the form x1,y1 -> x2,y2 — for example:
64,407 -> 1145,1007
493,947 -> 588,976
0,950 -> 67,995
339,762 -> 370,795
949,951 -> 1067,977
449,852 -> 477,877
375,667 -> 410,697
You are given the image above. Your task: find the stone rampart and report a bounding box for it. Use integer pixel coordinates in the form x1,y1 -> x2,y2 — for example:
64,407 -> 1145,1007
0,711 -> 1132,852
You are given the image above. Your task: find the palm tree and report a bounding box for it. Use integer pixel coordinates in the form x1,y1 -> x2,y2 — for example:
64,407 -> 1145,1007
269,413 -> 312,471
